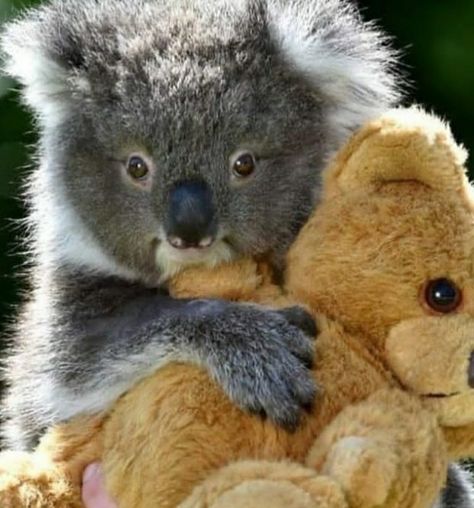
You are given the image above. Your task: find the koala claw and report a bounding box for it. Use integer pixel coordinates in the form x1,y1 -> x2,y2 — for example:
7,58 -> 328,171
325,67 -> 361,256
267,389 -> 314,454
277,306 -> 318,339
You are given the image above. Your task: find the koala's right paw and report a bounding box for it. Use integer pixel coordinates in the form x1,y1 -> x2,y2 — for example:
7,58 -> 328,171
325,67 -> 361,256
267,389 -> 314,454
199,304 -> 318,431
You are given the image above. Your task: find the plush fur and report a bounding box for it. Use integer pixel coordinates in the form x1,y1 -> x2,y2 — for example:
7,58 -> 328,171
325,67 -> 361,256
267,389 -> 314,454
0,107 -> 473,507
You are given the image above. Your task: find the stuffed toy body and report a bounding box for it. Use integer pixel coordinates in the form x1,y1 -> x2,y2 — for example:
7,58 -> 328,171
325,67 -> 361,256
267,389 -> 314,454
1,107 -> 474,508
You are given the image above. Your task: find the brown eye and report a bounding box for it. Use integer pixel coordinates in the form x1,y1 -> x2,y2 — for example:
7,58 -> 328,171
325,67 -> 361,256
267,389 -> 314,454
424,278 -> 462,314
127,156 -> 149,180
232,152 -> 256,178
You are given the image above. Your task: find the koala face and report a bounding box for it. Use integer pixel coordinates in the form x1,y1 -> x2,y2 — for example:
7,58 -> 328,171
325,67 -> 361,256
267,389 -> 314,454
3,0 -> 399,283
61,43 -> 324,282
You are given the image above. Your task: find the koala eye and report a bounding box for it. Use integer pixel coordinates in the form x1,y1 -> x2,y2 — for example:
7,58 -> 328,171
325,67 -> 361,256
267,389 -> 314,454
424,278 -> 462,314
231,152 -> 256,178
127,155 -> 150,180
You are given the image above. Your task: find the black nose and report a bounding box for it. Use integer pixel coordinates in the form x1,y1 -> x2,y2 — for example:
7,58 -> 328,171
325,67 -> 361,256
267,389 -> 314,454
469,352 -> 474,388
165,180 -> 217,249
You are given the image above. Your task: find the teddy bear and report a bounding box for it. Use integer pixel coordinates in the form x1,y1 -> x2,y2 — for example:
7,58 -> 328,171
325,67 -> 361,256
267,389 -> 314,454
0,106 -> 473,508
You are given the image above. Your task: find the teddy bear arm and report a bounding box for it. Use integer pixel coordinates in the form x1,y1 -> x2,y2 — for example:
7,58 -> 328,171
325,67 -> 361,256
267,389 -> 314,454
0,415 -> 106,508
180,460 -> 348,508
35,415 -> 105,485
169,259 -> 288,305
443,422 -> 474,460
0,450 -> 83,508
306,388 -> 447,508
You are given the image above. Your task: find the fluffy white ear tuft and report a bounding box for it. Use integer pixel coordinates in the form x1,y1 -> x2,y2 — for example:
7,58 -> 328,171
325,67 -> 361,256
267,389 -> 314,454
268,0 -> 402,150
1,18 -> 74,129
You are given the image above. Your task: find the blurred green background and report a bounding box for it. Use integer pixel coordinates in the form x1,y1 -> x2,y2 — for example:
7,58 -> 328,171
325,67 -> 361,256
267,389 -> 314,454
0,0 -> 472,336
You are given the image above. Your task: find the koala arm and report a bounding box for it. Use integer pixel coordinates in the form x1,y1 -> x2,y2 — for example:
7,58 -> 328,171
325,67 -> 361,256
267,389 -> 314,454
4,265 -> 316,449
306,388 -> 447,508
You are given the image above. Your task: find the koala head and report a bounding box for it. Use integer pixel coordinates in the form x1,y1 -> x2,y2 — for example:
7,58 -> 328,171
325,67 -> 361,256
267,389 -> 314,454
2,0 -> 400,284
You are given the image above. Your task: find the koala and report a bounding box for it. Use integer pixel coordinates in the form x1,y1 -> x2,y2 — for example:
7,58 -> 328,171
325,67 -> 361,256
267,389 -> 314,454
1,0 -> 401,450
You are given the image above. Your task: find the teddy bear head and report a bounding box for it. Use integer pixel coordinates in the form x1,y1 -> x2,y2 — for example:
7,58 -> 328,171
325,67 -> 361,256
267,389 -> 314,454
286,107 -> 474,427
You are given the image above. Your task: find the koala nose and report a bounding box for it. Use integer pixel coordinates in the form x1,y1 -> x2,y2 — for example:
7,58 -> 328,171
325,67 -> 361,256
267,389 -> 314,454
165,180 -> 217,249
469,352 -> 474,388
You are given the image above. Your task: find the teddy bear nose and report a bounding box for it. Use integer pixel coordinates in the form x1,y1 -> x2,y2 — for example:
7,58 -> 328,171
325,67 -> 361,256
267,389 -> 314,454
469,352 -> 474,388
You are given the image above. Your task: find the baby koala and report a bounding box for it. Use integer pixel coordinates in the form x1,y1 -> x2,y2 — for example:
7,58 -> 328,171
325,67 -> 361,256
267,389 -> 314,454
1,0 -> 399,451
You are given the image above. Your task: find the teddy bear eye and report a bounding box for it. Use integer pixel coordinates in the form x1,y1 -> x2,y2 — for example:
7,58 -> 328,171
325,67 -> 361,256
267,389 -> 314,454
424,278 -> 462,314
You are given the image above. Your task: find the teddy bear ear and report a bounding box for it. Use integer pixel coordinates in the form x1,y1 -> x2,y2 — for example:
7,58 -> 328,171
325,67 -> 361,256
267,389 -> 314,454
323,106 -> 470,200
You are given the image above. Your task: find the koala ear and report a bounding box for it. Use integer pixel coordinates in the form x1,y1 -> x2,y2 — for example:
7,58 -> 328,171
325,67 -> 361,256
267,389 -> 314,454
1,7 -> 88,129
323,106 -> 470,199
268,0 -> 401,150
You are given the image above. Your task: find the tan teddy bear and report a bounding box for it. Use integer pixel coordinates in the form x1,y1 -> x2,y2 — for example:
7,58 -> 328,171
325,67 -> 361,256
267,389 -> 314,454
0,107 -> 473,508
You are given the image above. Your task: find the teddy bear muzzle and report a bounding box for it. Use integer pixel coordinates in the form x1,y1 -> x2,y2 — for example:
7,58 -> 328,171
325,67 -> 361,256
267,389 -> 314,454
385,315 -> 474,427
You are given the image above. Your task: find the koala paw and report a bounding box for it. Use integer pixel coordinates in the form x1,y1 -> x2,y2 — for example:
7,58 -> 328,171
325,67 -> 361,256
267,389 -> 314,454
196,302 -> 318,431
